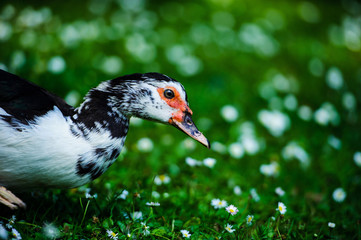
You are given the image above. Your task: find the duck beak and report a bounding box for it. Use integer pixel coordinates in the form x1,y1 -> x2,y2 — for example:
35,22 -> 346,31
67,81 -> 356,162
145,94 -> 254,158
169,112 -> 210,149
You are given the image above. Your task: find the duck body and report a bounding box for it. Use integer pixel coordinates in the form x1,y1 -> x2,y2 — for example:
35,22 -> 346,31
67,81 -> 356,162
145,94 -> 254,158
0,70 -> 209,193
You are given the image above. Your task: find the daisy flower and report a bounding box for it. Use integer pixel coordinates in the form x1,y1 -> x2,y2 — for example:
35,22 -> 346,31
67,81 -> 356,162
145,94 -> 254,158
118,189 -> 129,200
332,188 -> 346,202
276,202 -> 287,214
225,223 -> 235,233
137,138 -> 154,152
154,174 -> 171,185
275,187 -> 285,196
43,223 -> 60,239
11,228 -> 22,240
233,185 -> 242,196
180,229 -> 191,238
354,152 -> 361,167
220,105 -> 239,122
185,157 -> 202,167
211,198 -> 227,209
246,215 -> 254,226
226,205 -> 239,216
141,222 -> 150,236
146,202 -> 160,207
250,188 -> 260,202
6,215 -> 16,229
328,222 -> 336,228
203,157 -> 216,168
106,230 -> 118,240
228,142 -> 245,159
0,224 -> 8,240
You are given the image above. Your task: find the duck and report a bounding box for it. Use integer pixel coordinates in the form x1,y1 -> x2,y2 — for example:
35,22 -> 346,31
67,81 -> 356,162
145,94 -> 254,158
0,69 -> 209,209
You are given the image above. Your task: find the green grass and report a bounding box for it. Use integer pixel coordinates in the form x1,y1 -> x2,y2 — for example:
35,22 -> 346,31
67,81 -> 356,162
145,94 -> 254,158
1,0 -> 361,239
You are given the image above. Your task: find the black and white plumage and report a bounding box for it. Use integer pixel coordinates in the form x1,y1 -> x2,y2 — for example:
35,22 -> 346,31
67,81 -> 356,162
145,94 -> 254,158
0,70 -> 209,209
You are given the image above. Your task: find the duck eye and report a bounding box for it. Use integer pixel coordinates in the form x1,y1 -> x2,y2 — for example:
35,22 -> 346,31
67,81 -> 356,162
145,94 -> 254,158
164,89 -> 175,99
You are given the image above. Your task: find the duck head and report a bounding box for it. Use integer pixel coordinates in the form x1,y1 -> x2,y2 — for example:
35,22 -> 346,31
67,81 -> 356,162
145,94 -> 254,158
103,73 -> 210,148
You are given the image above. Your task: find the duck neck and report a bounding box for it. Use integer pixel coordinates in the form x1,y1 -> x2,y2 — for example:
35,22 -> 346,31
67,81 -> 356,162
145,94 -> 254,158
71,88 -> 130,141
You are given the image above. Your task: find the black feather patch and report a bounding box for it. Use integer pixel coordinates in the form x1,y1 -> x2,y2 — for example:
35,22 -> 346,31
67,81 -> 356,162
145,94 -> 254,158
0,70 -> 74,123
76,158 -> 104,181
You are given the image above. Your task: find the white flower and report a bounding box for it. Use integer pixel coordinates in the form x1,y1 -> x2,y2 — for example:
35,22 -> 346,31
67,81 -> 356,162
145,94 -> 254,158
298,105 -> 313,121
234,186 -> 242,196
327,135 -> 342,150
141,222 -> 150,236
152,191 -> 160,199
211,141 -> 227,154
250,188 -> 260,202
332,188 -> 346,202
342,92 -> 356,110
314,103 -> 339,126
85,192 -> 98,199
258,110 -> 290,137
180,229 -> 191,238
220,105 -> 239,122
211,199 -> 228,209
11,228 -> 21,240
146,202 -> 160,207
48,56 -> 66,74
260,162 -> 280,177
353,152 -> 361,167
241,135 -> 261,155
6,215 -> 16,229
226,205 -> 239,216
43,223 -> 60,239
0,224 -> 8,240
246,215 -> 254,226
282,142 -> 310,167
225,223 -> 235,233
328,222 -> 336,228
118,190 -> 129,200
275,187 -> 285,197
276,202 -> 287,214
284,94 -> 298,111
101,56 -> 122,75
228,142 -> 244,159
203,157 -> 216,168
131,211 -> 143,221
182,138 -> 196,150
326,67 -> 343,90
106,230 -> 118,240
185,157 -> 202,167
154,174 -> 171,185
137,138 -> 154,152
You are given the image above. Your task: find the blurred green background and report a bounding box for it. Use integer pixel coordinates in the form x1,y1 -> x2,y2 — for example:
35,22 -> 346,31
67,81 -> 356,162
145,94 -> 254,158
1,0 -> 361,238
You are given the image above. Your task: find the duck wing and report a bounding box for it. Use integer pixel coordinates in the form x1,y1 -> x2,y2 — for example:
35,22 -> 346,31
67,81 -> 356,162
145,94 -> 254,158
0,69 -> 74,122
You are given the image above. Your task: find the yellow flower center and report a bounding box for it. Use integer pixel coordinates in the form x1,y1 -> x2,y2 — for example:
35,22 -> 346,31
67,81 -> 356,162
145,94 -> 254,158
159,175 -> 166,181
230,209 -> 234,213
111,232 -> 116,237
279,206 -> 283,211
248,217 -> 252,222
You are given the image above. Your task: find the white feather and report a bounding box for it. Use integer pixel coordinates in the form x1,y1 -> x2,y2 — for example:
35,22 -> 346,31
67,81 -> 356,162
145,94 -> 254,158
0,106 -> 123,190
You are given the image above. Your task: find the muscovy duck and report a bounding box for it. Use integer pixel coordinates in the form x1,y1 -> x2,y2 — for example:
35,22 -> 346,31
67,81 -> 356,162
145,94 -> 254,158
0,69 -> 209,209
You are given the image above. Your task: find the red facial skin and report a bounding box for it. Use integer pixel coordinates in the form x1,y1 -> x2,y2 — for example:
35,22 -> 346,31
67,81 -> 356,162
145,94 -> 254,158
157,86 -> 193,123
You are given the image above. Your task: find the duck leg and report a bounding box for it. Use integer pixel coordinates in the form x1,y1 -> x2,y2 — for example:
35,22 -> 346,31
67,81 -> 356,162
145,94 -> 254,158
0,186 -> 26,210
